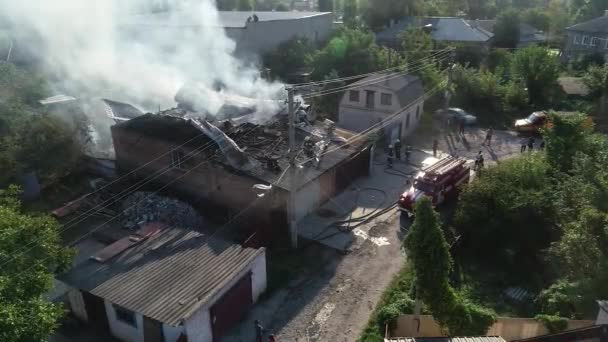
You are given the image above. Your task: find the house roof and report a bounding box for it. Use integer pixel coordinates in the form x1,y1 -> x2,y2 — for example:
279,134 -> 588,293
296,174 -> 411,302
59,224 -> 264,326
348,73 -> 424,108
558,77 -> 590,96
468,20 -> 546,44
385,337 -> 506,342
127,11 -> 331,29
114,112 -> 367,191
376,17 -> 493,44
567,15 -> 608,33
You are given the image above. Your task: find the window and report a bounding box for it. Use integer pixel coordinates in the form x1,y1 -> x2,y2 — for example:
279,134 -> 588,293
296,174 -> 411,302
574,35 -> 581,45
113,305 -> 137,327
365,90 -> 375,109
406,113 -> 410,129
416,106 -> 420,119
380,93 -> 392,106
592,37 -> 599,46
171,150 -> 185,169
583,35 -> 590,45
349,90 -> 359,102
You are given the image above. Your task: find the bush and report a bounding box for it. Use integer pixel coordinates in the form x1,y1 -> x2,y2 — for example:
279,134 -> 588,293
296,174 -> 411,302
376,296 -> 415,324
535,314 -> 568,333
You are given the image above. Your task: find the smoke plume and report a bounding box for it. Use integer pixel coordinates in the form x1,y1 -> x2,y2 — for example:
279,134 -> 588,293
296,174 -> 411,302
2,0 -> 285,115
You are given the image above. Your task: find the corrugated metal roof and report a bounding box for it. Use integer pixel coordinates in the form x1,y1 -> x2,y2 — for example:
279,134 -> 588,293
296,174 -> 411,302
376,17 -> 493,44
39,94 -> 77,105
567,15 -> 608,33
59,226 -> 264,326
385,337 -> 506,342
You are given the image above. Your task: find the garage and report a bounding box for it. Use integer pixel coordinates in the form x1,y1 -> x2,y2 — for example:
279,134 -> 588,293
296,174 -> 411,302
210,273 -> 253,341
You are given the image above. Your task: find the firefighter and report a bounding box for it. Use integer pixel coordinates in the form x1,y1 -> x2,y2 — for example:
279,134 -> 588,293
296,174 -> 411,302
527,136 -> 535,151
475,151 -> 484,171
255,320 -> 265,342
521,138 -> 527,153
484,127 -> 494,146
459,120 -> 465,135
387,144 -> 394,168
268,335 -> 277,342
394,139 -> 402,160
405,145 -> 411,163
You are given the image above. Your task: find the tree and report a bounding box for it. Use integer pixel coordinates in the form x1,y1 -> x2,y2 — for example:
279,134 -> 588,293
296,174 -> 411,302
521,7 -> 550,32
319,0 -> 333,12
0,186 -> 74,341
343,0 -> 358,26
216,0 -> 238,10
543,112 -> 593,173
237,0 -> 253,11
405,197 -> 496,335
493,9 -> 521,48
510,46 -> 560,107
399,28 -> 433,63
275,2 -> 289,11
584,64 -> 608,115
263,37 -> 314,80
362,0 -> 422,30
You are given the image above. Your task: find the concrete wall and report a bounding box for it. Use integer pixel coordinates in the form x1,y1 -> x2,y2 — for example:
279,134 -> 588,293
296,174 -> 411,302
391,315 -> 594,341
112,126 -> 289,242
104,300 -> 145,342
163,323 -> 185,342
338,85 -> 424,141
563,30 -> 608,63
224,13 -> 333,55
185,307 -> 213,342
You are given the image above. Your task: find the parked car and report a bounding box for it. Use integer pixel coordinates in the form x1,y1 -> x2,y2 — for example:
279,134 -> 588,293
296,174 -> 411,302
436,108 -> 478,125
514,111 -> 548,133
514,111 -> 593,134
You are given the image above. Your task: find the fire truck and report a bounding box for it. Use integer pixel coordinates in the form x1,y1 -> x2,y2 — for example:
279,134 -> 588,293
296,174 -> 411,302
398,156 -> 470,215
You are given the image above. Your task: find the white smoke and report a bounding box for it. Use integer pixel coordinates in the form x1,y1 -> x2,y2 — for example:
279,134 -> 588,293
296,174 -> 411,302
2,0 -> 285,115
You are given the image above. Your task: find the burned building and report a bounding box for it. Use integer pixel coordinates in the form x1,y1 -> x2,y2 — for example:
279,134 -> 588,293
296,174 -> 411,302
111,109 -> 371,245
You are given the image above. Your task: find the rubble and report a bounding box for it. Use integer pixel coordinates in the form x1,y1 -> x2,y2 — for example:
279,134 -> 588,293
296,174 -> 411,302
121,192 -> 204,230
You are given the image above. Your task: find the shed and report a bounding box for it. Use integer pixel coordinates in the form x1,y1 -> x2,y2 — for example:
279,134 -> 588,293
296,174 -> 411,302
59,224 -> 266,342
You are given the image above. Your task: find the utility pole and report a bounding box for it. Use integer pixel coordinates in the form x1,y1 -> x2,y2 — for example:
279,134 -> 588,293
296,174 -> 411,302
443,61 -> 455,113
287,87 -> 298,249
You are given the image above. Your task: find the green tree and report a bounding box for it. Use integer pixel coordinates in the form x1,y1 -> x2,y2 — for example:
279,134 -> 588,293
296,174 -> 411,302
521,7 -> 550,32
343,0 -> 358,26
405,197 -> 496,335
543,112 -> 593,173
216,0 -> 238,10
399,28 -> 433,63
263,37 -> 314,80
584,64 -> 608,115
362,0 -> 422,30
275,2 -> 289,11
319,0 -> 333,12
237,0 -> 253,11
510,46 -> 560,106
493,9 -> 521,48
0,186 -> 74,341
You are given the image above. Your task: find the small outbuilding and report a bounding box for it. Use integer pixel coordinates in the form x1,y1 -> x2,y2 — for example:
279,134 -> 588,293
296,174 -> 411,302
60,223 -> 266,342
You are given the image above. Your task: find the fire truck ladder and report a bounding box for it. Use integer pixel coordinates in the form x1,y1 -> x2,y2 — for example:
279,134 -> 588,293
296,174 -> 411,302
423,156 -> 466,176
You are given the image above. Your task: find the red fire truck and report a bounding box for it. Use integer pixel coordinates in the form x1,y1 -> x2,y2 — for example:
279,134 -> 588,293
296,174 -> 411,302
398,156 -> 471,215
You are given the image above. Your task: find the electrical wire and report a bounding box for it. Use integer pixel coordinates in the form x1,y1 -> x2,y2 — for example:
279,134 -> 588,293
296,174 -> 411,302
301,58 -> 450,99
290,48 -> 454,88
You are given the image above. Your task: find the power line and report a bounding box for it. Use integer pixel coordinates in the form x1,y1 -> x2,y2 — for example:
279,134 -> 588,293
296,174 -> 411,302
291,48 -> 453,88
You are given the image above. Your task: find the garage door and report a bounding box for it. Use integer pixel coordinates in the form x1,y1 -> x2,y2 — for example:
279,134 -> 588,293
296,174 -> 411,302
210,272 -> 253,342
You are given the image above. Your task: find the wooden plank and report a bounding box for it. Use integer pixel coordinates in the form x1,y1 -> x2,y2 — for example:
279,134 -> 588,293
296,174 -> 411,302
90,236 -> 138,263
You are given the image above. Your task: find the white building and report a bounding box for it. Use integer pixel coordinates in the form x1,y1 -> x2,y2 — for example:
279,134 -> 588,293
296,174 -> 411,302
60,223 -> 266,342
338,73 -> 425,142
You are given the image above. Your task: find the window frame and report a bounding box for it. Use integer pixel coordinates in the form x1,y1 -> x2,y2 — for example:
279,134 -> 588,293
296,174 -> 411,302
582,35 -> 590,45
591,37 -> 599,46
349,90 -> 359,102
113,304 -> 137,328
574,35 -> 581,45
380,93 -> 392,106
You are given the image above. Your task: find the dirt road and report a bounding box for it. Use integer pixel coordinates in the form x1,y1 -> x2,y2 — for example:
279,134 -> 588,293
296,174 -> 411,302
224,211 -> 405,342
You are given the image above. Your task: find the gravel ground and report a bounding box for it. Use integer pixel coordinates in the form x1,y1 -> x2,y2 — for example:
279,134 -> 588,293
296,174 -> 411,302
224,210 -> 405,342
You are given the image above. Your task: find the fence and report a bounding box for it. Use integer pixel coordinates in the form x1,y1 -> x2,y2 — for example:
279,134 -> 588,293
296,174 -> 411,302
391,315 -> 595,341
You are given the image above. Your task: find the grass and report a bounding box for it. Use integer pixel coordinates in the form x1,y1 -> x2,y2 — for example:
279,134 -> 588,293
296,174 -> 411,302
358,264 -> 416,342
